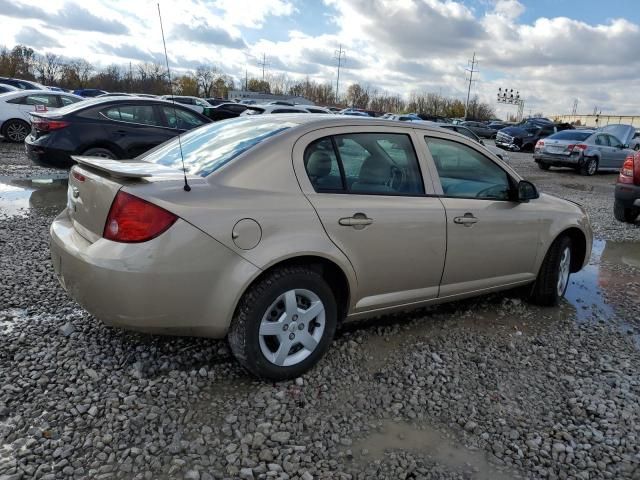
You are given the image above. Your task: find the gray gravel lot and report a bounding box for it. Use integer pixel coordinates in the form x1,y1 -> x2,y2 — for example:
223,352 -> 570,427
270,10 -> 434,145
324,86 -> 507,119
0,140 -> 639,480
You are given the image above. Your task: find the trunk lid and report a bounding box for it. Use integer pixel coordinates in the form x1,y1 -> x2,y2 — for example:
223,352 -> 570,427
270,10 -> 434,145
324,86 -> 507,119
67,157 -> 193,242
541,138 -> 576,155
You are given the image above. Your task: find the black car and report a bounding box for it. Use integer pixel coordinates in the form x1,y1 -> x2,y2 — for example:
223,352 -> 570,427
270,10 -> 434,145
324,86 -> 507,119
207,102 -> 249,121
0,77 -> 47,90
205,98 -> 227,106
614,151 -> 640,223
73,89 -> 108,97
495,119 -> 557,152
25,98 -> 211,168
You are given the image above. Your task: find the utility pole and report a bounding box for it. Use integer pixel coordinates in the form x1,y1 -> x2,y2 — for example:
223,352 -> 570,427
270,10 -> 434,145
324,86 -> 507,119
464,52 -> 478,120
334,44 -> 346,105
245,69 -> 248,91
258,53 -> 270,82
571,98 -> 578,116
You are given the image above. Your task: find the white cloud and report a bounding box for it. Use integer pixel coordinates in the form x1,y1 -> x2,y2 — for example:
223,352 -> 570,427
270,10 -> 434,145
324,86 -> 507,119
215,0 -> 295,28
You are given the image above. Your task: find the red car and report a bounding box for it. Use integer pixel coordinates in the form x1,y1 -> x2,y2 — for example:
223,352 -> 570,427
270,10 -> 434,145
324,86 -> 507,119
614,151 -> 640,223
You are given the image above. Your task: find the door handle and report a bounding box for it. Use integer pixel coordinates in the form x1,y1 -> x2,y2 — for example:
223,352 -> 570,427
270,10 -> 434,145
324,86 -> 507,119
339,213 -> 373,229
453,213 -> 478,226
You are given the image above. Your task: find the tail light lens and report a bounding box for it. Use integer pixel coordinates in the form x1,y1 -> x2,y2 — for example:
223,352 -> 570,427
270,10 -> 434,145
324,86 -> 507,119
31,117 -> 69,131
618,153 -> 640,185
103,191 -> 177,243
535,140 -> 544,149
568,144 -> 588,153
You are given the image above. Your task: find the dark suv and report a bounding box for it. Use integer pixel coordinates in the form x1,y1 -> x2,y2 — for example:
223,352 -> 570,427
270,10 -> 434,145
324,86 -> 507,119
614,151 -> 640,223
495,119 -> 558,152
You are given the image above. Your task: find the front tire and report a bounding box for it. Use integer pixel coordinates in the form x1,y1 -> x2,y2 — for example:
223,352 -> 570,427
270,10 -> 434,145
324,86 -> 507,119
614,200 -> 639,223
529,236 -> 572,306
228,266 -> 337,380
2,119 -> 30,142
580,157 -> 598,176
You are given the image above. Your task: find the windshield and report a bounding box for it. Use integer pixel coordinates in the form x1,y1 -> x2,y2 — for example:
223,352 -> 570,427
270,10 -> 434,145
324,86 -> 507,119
141,117 -> 296,177
548,130 -> 592,141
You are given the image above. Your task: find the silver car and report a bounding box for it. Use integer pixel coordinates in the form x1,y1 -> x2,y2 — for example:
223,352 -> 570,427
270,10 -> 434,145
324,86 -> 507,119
50,115 -> 592,380
534,125 -> 636,175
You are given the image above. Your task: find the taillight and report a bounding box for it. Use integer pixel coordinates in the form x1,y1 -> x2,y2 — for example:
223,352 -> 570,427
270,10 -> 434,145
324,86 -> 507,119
31,117 -> 69,131
618,153 -> 640,186
568,144 -> 587,153
103,191 -> 177,243
535,140 -> 544,149
71,170 -> 85,182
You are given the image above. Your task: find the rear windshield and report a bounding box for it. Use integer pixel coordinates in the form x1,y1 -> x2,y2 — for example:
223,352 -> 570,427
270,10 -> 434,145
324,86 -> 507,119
141,117 -> 295,177
548,130 -> 592,141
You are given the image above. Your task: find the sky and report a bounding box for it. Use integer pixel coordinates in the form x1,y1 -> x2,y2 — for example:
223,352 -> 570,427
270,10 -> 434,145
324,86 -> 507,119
0,0 -> 639,116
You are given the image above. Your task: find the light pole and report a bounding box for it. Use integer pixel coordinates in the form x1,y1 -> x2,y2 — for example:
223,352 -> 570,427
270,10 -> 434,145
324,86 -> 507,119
497,88 -> 524,121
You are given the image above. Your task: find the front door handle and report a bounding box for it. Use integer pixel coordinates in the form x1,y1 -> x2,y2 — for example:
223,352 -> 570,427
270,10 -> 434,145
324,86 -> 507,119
339,213 -> 373,229
453,213 -> 478,227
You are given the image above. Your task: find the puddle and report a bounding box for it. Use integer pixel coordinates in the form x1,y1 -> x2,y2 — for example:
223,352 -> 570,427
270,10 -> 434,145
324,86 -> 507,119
0,176 -> 68,218
351,420 -> 517,480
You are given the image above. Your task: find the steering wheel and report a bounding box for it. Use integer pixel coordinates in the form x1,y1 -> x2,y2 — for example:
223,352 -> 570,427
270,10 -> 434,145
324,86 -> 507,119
475,184 -> 507,199
389,165 -> 406,191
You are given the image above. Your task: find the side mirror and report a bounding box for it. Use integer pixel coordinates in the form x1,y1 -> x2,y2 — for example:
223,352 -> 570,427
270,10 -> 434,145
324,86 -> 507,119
517,180 -> 539,202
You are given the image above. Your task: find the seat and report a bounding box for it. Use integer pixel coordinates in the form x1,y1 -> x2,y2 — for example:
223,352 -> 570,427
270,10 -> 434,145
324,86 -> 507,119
351,155 -> 394,193
306,151 -> 342,190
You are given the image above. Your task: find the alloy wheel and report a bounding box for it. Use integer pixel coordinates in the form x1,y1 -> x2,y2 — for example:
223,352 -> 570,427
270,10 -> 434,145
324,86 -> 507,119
6,122 -> 28,142
258,289 -> 325,367
588,158 -> 597,175
557,246 -> 571,297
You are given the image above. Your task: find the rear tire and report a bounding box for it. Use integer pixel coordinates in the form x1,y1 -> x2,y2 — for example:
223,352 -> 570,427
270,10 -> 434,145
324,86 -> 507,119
529,236 -> 572,306
228,266 -> 337,380
614,200 -> 639,223
82,147 -> 116,159
2,119 -> 30,142
538,162 -> 550,170
580,157 -> 598,176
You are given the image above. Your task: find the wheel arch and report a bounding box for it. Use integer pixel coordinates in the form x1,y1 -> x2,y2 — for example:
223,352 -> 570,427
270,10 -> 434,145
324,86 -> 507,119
555,227 -> 588,273
234,254 -> 352,323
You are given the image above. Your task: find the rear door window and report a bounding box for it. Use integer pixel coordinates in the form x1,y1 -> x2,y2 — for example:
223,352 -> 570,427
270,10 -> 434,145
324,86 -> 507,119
102,105 -> 162,126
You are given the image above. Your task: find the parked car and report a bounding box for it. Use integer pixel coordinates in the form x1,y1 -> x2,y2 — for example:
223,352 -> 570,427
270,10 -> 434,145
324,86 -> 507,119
0,84 -> 18,94
437,123 -> 509,162
339,109 -> 370,117
207,102 -> 249,121
417,114 -> 450,123
73,89 -> 108,97
47,86 -> 70,92
496,119 -> 557,152
614,151 -> 640,223
267,100 -> 296,106
488,122 -> 509,131
461,121 -> 496,139
50,115 -> 592,380
97,93 -> 134,97
534,127 -> 635,175
0,90 -> 83,142
205,98 -> 226,106
160,95 -> 214,113
241,105 -> 310,115
305,106 -> 333,114
389,113 -> 422,122
0,77 -> 47,90
25,97 -> 211,167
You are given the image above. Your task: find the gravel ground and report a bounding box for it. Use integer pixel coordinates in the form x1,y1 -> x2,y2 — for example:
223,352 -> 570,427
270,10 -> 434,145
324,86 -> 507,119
1,140 -> 639,480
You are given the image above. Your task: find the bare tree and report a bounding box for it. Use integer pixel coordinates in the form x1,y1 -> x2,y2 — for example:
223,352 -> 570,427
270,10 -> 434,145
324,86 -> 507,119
195,65 -> 219,97
34,53 -> 63,85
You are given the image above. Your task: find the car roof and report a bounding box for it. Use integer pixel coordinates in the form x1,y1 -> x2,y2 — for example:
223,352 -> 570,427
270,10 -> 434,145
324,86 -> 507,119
0,90 -> 83,101
35,96 -> 209,117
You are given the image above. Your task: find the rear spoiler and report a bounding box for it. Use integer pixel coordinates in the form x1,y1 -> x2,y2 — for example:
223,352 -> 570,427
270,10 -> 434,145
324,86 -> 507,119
72,156 -> 183,179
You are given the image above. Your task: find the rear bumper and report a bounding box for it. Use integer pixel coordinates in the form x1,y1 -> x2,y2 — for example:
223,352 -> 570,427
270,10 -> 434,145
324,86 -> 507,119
533,152 -> 583,167
614,183 -> 640,208
25,136 -> 75,169
49,211 -> 260,338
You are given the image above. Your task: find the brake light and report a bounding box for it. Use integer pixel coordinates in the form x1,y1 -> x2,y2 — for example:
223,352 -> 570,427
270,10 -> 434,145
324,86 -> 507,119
31,117 -> 69,131
103,191 -> 177,243
535,140 -> 544,148
618,153 -> 640,186
71,170 -> 85,182
568,144 -> 588,153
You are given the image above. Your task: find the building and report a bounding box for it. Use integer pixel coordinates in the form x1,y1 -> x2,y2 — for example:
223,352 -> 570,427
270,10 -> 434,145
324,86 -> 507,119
228,90 -> 315,106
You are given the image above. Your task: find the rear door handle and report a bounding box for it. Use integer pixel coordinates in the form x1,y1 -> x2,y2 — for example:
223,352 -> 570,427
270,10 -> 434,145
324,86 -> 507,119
453,213 -> 478,226
339,213 -> 373,229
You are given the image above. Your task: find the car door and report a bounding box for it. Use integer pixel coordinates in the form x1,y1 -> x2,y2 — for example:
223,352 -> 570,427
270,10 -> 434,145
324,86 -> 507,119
422,134 -> 541,297
606,134 -> 631,169
293,127 -> 447,313
593,134 -> 612,167
100,103 -> 175,157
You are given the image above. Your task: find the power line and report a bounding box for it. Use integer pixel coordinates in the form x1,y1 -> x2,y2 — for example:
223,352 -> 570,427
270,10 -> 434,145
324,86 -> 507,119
463,52 -> 478,120
334,44 -> 346,104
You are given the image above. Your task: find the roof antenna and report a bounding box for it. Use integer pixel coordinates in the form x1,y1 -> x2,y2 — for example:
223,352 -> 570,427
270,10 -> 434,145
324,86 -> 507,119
157,2 -> 190,192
